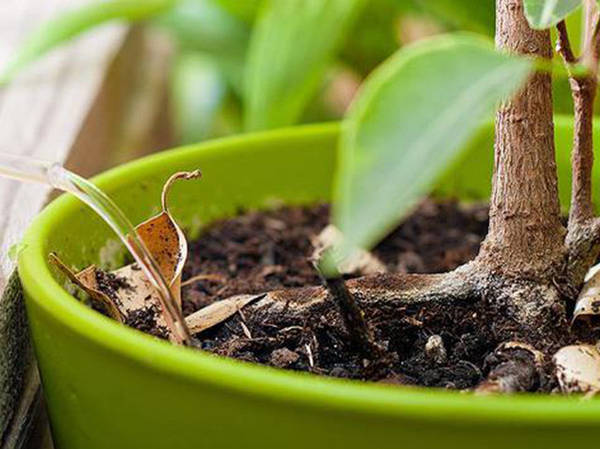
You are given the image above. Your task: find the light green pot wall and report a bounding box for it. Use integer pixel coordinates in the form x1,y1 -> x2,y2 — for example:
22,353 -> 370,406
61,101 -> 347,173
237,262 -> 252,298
18,119 -> 600,449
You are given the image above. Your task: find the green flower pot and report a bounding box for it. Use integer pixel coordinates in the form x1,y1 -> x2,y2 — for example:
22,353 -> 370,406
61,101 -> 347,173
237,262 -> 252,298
18,118 -> 600,449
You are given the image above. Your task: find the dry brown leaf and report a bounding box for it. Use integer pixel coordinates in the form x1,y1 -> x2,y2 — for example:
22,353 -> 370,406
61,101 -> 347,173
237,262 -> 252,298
311,224 -> 387,276
185,294 -> 264,335
499,341 -> 545,366
475,341 -> 546,394
573,265 -> 600,329
52,170 -> 201,342
49,253 -> 123,322
553,344 -> 600,394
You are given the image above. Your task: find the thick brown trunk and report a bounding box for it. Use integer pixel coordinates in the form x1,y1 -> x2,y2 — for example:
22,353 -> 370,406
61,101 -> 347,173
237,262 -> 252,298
477,0 -> 566,278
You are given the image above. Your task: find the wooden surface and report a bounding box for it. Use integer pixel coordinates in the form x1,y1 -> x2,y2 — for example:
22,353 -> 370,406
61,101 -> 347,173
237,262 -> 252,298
0,0 -> 128,279
0,1 -> 173,447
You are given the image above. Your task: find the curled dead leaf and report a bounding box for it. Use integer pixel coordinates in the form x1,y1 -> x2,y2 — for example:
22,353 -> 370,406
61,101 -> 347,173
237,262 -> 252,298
311,225 -> 386,276
498,341 -> 545,366
49,253 -> 123,322
476,341 -> 545,394
52,171 -> 201,343
573,266 -> 600,329
553,344 -> 600,395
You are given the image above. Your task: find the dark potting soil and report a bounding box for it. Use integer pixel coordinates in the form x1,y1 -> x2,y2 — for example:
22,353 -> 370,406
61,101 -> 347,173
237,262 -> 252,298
182,200 -> 488,312
180,199 -> 522,391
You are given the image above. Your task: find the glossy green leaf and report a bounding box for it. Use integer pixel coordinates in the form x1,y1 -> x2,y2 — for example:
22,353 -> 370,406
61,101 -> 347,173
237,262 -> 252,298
0,0 -> 177,84
523,0 -> 582,29
332,34 -> 532,263
244,0 -> 365,131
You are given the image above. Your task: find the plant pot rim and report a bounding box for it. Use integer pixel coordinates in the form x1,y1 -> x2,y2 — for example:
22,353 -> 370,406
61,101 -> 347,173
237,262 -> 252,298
18,121 -> 600,427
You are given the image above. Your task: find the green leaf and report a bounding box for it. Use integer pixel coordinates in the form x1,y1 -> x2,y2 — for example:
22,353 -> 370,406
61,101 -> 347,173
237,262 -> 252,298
0,0 -> 177,84
170,51 -> 227,144
340,0 -> 405,74
244,0 -> 365,131
332,34 -> 532,261
156,0 -> 249,94
414,0 -> 495,35
214,0 -> 262,23
523,0 -> 582,29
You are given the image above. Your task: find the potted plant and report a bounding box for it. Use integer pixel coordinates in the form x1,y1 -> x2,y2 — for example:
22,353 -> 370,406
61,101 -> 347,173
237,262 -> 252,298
13,0 -> 600,448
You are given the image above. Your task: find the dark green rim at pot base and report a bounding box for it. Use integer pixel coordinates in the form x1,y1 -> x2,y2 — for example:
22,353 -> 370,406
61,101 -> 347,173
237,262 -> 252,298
18,118 -> 600,449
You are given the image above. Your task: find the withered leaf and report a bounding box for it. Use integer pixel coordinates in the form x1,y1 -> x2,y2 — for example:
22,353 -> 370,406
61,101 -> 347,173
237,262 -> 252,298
553,344 -> 600,395
185,294 -> 265,335
49,253 -> 123,322
573,266 -> 600,329
52,171 -> 200,342
53,170 -> 266,341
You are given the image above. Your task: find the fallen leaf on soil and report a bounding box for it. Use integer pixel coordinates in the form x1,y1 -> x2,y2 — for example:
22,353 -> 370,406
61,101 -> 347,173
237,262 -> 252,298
553,344 -> 600,395
499,341 -> 545,366
311,225 -> 387,276
573,266 -> 600,329
185,294 -> 264,335
476,341 -> 545,394
49,253 -> 123,322
51,171 -> 200,341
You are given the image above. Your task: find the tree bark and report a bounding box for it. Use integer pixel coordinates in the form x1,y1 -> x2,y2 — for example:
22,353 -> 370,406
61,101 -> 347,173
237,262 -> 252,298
556,6 -> 599,224
477,0 -> 566,279
560,3 -> 600,290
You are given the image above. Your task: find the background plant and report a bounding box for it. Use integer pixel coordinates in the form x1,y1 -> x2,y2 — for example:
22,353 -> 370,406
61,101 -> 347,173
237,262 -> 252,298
5,0 -> 600,394
1,0 -> 504,144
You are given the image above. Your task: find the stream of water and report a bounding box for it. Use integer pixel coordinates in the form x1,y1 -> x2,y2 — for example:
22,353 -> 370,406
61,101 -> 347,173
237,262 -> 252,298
0,153 -> 191,344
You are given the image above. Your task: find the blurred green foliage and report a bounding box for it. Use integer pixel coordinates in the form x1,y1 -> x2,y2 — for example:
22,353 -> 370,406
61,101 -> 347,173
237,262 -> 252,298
244,0 -> 365,131
523,0 -> 582,29
0,0 -> 177,84
0,0 -> 588,143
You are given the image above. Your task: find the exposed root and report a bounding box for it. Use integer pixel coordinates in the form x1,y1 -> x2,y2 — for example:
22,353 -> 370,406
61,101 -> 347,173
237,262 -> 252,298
475,273 -> 571,351
236,265 -> 478,323
203,261 -> 591,391
228,263 -> 568,351
196,266 -> 485,383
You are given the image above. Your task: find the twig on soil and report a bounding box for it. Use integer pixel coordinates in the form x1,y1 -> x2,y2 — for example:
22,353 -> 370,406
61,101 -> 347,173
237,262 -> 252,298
181,273 -> 226,287
239,319 -> 253,339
